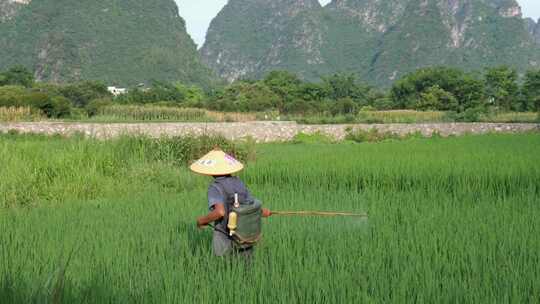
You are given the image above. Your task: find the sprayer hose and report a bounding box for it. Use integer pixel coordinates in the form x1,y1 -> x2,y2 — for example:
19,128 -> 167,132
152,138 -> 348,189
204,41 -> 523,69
272,211 -> 368,217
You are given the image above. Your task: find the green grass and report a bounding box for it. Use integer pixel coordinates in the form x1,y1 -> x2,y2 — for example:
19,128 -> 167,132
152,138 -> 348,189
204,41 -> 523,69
1,133 -> 539,303
288,111 -> 539,125
88,105 -> 210,122
0,106 -> 44,122
479,111 -> 539,123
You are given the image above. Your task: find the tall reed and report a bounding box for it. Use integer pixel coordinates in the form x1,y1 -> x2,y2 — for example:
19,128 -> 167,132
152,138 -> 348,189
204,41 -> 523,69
0,106 -> 44,122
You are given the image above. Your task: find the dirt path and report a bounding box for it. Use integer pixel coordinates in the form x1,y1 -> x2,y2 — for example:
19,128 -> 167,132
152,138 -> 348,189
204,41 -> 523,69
1,121 -> 538,142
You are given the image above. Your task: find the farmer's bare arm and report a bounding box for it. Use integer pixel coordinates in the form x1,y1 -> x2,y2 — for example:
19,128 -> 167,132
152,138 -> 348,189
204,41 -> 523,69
197,203 -> 226,228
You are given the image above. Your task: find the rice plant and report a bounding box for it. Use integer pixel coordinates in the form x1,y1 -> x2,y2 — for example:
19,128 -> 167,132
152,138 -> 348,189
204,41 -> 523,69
94,105 -> 209,122
0,133 -> 539,303
479,111 -> 539,123
356,110 -> 448,123
87,105 -> 268,123
0,106 -> 44,122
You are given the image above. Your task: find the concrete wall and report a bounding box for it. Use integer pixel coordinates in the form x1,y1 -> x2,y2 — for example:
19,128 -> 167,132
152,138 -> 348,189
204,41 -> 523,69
0,122 -> 538,142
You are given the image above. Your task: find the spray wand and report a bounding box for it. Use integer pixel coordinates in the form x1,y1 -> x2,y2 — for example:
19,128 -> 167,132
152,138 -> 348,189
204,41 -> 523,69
271,211 -> 368,218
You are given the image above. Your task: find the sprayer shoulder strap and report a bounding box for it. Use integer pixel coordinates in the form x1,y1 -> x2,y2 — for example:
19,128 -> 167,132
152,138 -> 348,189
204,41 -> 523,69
214,177 -> 248,207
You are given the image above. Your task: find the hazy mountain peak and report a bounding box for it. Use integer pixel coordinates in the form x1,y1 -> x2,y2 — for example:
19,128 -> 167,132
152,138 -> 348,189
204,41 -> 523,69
202,0 -> 540,85
327,0 -> 410,32
0,0 -> 215,86
200,0 -> 323,82
532,18 -> 540,45
0,0 -> 31,22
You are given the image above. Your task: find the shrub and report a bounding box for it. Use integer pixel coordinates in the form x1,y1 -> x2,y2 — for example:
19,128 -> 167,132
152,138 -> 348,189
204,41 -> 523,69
292,132 -> 335,144
0,85 -> 26,107
345,128 -> 399,143
25,92 -> 72,118
122,134 -> 255,166
49,96 -> 72,118
453,106 -> 486,122
86,98 -> 113,117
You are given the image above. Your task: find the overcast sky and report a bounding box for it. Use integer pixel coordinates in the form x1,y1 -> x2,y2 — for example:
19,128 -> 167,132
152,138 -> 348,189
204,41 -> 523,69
175,0 -> 540,47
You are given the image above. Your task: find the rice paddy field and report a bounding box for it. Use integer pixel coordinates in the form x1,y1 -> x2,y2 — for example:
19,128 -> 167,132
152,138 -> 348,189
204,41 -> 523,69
0,132 -> 539,303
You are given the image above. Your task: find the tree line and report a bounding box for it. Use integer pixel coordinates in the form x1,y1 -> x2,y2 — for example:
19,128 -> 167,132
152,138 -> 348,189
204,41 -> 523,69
0,65 -> 539,120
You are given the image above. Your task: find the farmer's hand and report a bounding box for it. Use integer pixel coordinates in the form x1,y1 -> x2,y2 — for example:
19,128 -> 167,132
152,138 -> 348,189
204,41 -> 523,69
196,217 -> 207,229
262,208 -> 272,218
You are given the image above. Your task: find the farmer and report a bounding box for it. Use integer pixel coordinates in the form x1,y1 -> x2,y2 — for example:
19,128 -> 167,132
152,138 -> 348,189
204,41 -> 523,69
190,148 -> 272,257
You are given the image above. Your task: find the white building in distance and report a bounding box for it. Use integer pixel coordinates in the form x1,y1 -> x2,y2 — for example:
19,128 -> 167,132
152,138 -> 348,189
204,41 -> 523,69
107,86 -> 127,96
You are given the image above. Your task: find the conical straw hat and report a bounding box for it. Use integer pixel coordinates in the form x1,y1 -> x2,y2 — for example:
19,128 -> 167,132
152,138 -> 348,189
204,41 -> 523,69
190,149 -> 244,176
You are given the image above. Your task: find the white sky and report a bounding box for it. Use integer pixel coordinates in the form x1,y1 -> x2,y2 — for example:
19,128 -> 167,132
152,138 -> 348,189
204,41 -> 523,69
175,0 -> 540,47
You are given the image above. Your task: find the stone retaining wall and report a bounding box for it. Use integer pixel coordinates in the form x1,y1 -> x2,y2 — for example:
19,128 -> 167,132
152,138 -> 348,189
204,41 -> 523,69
0,122 -> 538,142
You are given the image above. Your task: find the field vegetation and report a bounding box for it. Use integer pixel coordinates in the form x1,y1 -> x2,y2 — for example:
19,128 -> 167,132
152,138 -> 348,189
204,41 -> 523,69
0,106 -> 43,122
78,105 -> 266,123
0,66 -> 539,123
1,132 -> 539,302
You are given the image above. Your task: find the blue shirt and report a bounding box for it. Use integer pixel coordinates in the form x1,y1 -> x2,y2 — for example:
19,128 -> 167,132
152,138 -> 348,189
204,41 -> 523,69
207,176 -> 253,210
208,182 -> 226,210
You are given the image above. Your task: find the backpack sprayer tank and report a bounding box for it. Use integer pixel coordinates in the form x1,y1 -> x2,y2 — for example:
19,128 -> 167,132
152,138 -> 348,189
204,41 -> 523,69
227,193 -> 263,245
227,194 -> 239,236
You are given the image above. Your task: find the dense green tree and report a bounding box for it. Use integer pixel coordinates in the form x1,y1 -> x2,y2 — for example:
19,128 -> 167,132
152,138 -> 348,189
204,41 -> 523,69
116,82 -> 201,105
49,96 -> 72,118
298,82 -> 329,102
0,82 -> 72,117
173,82 -> 205,107
364,89 -> 392,110
484,66 -> 520,111
522,70 -> 540,111
451,75 -> 486,112
22,92 -> 69,118
371,97 -> 394,110
330,98 -> 359,116
417,86 -> 458,111
322,73 -> 368,101
391,67 -> 486,112
0,66 -> 34,88
32,82 -> 63,97
59,81 -> 111,107
283,98 -> 322,115
0,85 -> 26,107
263,71 -> 302,105
25,92 -> 54,116
145,81 -> 186,104
210,81 -> 280,112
